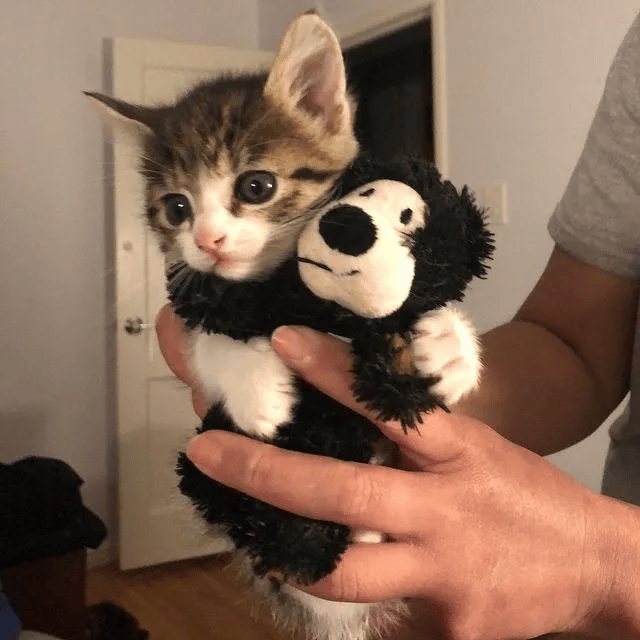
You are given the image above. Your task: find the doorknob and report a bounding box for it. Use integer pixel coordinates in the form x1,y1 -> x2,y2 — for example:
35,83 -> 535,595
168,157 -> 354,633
124,316 -> 155,335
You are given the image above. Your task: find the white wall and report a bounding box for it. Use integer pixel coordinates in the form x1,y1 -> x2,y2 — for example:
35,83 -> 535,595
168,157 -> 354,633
445,0 -> 639,330
0,0 -> 259,556
258,0 -> 640,492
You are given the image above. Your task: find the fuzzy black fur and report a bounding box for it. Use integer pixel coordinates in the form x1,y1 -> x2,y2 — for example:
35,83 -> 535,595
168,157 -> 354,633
350,332 -> 446,431
177,380 -> 380,583
171,156 -> 493,585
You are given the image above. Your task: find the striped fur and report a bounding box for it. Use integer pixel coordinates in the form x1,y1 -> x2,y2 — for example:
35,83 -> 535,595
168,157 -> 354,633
88,13 -> 359,280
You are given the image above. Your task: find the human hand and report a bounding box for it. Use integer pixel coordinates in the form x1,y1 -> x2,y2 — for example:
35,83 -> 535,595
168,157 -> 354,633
185,326 -> 618,640
155,304 -> 208,418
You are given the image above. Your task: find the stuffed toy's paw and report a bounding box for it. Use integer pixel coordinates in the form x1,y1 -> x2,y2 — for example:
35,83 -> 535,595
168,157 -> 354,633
410,305 -> 481,406
350,331 -> 444,431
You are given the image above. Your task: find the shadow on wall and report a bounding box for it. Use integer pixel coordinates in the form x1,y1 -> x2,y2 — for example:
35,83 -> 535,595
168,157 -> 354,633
0,406 -> 53,463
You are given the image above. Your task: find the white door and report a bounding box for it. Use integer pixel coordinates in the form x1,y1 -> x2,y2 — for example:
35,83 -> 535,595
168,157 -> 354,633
111,38 -> 273,570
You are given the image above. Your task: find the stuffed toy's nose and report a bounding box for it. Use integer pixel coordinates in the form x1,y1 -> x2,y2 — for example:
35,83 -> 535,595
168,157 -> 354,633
318,205 -> 377,256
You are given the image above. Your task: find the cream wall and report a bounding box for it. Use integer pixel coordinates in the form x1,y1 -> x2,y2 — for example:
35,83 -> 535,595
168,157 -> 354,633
0,0 -> 259,551
260,0 -> 433,49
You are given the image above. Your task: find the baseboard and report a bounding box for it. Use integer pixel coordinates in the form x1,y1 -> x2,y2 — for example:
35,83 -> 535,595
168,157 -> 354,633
87,541 -> 118,569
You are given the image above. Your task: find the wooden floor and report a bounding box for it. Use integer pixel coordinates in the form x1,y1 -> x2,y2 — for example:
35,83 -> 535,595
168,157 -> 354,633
86,560 -> 599,640
86,555 -> 288,640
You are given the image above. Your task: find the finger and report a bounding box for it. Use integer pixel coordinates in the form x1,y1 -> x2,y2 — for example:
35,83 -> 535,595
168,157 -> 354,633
292,541 -> 427,602
155,304 -> 196,386
271,325 -> 467,465
187,431 -> 423,536
192,388 -> 208,420
156,305 -> 210,417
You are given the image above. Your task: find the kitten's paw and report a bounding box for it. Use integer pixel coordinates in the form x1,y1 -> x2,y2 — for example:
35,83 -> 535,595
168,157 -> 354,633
350,529 -> 384,544
411,305 -> 481,406
235,337 -> 298,437
194,333 -> 297,438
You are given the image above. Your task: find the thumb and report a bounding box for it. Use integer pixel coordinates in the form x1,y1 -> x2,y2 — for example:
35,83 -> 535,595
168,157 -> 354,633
271,325 -> 468,466
156,304 -> 196,386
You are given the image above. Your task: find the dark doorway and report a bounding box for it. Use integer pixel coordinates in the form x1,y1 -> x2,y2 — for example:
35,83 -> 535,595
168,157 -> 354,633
344,19 -> 434,163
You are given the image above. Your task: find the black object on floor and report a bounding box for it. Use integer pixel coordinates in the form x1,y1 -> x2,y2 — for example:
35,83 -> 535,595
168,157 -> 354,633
87,602 -> 149,640
0,456 -> 107,569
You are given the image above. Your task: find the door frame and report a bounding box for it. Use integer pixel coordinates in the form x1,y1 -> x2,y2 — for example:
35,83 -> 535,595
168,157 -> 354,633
337,0 -> 448,177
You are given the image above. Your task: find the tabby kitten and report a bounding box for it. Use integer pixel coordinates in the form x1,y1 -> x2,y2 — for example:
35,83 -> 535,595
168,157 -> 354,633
88,13 -> 358,282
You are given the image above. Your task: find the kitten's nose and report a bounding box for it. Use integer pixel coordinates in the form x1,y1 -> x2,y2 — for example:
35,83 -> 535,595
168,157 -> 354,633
195,228 -> 226,259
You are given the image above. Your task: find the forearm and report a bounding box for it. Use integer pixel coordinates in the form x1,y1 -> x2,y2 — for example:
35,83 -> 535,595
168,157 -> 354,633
455,319 -> 608,455
455,247 -> 637,456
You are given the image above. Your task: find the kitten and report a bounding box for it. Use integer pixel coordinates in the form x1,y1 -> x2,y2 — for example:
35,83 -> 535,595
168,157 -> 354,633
88,13 -> 358,282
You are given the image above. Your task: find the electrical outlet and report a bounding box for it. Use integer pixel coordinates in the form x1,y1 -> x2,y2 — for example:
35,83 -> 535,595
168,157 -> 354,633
483,182 -> 508,224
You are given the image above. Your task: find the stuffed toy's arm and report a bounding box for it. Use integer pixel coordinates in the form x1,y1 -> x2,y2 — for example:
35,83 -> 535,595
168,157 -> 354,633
349,330 -> 445,431
349,306 -> 481,430
409,304 -> 481,406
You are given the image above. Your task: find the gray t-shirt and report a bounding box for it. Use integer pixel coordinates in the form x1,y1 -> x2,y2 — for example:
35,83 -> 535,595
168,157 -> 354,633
548,14 -> 640,503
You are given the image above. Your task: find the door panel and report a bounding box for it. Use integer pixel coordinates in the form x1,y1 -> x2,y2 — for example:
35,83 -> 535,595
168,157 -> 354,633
112,38 -> 272,569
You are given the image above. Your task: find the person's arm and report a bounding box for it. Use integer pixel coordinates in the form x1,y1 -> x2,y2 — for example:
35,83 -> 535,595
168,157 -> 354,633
455,245 -> 639,455
154,246 -> 640,639
184,327 -> 640,640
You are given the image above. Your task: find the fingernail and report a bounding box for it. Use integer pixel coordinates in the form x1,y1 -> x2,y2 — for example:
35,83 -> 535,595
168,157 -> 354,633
271,326 -> 318,366
187,433 -> 222,475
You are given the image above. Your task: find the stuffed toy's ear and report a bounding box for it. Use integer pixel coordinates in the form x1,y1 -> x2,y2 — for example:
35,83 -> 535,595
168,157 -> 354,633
405,159 -> 494,310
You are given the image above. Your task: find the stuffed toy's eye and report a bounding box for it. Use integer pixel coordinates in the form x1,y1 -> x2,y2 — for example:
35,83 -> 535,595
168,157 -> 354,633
235,171 -> 277,204
162,194 -> 192,226
400,208 -> 413,225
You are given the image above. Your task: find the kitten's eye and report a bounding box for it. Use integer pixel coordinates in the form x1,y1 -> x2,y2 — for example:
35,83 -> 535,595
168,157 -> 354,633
162,194 -> 192,226
235,171 -> 277,204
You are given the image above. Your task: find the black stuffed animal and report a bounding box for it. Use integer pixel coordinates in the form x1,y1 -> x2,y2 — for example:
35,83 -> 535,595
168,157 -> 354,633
170,156 -> 493,640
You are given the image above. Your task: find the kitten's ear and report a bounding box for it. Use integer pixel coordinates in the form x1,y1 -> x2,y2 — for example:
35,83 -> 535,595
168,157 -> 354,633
84,91 -> 158,137
265,13 -> 353,138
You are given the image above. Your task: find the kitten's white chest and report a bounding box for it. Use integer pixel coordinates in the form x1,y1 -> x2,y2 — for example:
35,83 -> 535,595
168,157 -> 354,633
192,332 -> 298,438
